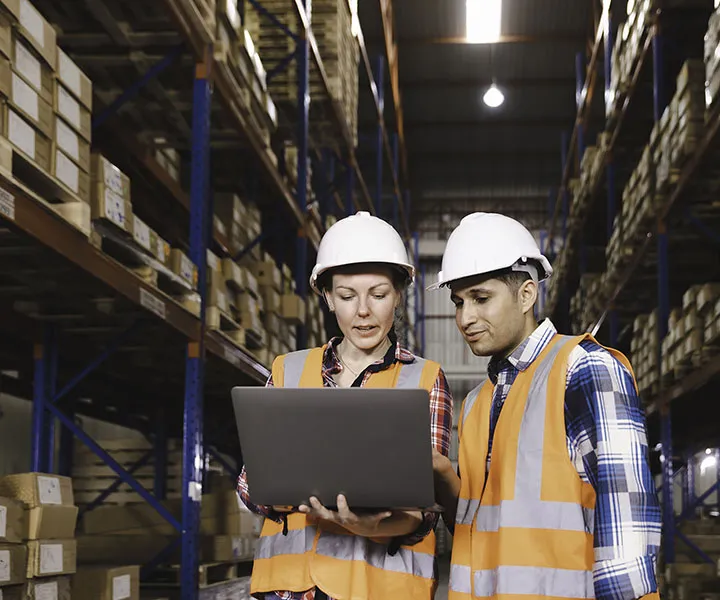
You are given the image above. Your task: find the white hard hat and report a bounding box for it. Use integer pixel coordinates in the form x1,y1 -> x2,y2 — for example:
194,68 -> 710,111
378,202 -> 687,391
310,211 -> 415,294
428,212 -> 552,290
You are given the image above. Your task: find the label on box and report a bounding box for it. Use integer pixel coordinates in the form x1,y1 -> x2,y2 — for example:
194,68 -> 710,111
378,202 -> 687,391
37,475 -> 62,504
157,238 -> 169,262
104,188 -> 126,228
101,156 -> 125,197
20,0 -> 44,49
56,119 -> 79,161
133,216 -> 151,250
140,288 -> 166,320
181,253 -> 195,283
58,86 -> 81,130
0,188 -> 13,221
58,50 -> 81,98
232,537 -> 242,557
12,71 -> 38,121
35,581 -> 58,600
112,574 -> 131,600
0,506 -> 5,538
39,543 -> 63,574
15,41 -> 41,92
55,150 -> 79,193
9,110 -> 34,158
0,549 -> 9,581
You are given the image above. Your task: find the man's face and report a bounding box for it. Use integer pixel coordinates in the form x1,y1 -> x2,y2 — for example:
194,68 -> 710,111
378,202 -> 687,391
450,277 -> 530,358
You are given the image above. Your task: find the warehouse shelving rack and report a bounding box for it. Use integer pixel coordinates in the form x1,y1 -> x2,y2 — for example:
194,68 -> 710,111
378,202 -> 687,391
0,0 -> 418,597
543,0 -> 720,571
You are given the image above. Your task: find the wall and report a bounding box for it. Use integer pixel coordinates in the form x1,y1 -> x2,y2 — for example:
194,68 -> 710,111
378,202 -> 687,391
0,392 -> 144,477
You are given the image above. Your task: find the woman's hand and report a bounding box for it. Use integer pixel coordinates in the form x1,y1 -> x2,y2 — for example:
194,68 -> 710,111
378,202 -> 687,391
298,494 -> 393,537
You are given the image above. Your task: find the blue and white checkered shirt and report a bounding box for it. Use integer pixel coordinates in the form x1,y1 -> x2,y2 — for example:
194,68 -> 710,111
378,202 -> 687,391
486,319 -> 661,600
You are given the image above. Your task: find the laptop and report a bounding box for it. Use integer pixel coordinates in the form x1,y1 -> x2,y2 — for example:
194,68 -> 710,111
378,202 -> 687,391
231,387 -> 439,511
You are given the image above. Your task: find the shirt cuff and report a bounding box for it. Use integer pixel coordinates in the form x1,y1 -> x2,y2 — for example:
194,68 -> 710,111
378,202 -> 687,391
593,554 -> 659,600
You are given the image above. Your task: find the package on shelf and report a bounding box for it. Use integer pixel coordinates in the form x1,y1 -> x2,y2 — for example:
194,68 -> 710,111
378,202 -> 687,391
4,58 -> 55,138
15,0 -> 55,69
56,47 -> 91,110
260,285 -> 282,316
208,267 -> 231,315
706,9 -> 720,107
0,543 -> 26,587
0,473 -> 78,541
51,145 -> 90,202
2,103 -> 51,172
26,539 -> 76,578
131,214 -> 158,256
0,0 -> 18,22
252,258 -> 282,292
23,577 -> 72,600
90,154 -> 133,233
630,309 -> 659,396
73,565 -> 139,600
150,137 -> 180,183
0,497 -> 25,544
91,154 -> 131,202
281,293 -> 306,325
10,33 -> 52,106
569,273 -> 601,333
169,248 -> 198,289
54,80 -> 91,142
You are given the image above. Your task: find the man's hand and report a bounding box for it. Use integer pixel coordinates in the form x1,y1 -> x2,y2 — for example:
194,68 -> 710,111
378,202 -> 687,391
298,495 -> 393,537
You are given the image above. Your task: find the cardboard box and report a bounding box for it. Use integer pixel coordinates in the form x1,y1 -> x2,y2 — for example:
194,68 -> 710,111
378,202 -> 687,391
26,505 -> 78,540
131,214 -> 155,254
90,154 -> 130,202
0,474 -> 74,508
26,539 -> 76,578
54,82 -> 91,142
0,543 -> 26,586
260,286 -> 281,315
0,0 -> 19,21
72,565 -> 139,600
52,147 -> 90,202
169,248 -> 198,288
281,293 -> 306,325
154,234 -> 171,265
54,117 -> 89,172
91,184 -> 132,233
0,13 -> 11,59
56,48 -> 91,110
214,192 -> 244,225
5,106 -> 51,171
252,260 -> 282,292
23,577 -> 72,600
9,69 -> 52,137
54,201 -> 91,236
13,36 -> 52,104
17,0 -> 55,69
0,498 -> 25,544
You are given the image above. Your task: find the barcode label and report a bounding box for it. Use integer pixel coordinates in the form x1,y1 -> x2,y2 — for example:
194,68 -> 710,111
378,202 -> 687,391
0,188 -> 14,221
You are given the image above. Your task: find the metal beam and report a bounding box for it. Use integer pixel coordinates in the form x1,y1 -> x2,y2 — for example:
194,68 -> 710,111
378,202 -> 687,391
367,32 -> 587,46
363,149 -> 560,159
361,118 -> 576,130
399,77 -> 579,90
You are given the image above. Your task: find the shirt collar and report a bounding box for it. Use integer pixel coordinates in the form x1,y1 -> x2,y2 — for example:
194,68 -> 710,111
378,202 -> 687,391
487,319 -> 557,381
324,336 -> 415,373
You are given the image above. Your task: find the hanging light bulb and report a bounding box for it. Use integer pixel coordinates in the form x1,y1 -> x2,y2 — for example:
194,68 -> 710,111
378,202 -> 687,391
483,83 -> 505,108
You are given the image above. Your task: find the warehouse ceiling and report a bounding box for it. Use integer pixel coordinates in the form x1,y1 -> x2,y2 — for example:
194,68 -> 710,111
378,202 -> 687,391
359,0 -> 601,232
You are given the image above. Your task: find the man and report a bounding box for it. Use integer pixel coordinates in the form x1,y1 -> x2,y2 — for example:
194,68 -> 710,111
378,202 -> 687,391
430,212 -> 661,600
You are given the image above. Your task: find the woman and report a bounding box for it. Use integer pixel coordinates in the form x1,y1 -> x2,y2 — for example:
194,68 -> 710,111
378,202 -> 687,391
237,211 -> 453,600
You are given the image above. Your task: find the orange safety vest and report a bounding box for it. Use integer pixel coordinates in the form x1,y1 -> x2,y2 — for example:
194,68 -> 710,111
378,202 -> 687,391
449,333 -> 656,600
251,345 -> 442,600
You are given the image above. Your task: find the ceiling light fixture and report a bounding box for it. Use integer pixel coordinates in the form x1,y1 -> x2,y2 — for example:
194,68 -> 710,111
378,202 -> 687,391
483,83 -> 505,108
466,0 -> 502,43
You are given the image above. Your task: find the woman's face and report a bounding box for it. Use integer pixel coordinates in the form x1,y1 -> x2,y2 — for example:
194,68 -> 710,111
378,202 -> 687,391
324,268 -> 401,351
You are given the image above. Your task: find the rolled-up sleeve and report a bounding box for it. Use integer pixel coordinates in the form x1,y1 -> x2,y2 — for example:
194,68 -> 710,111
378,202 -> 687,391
566,342 -> 662,600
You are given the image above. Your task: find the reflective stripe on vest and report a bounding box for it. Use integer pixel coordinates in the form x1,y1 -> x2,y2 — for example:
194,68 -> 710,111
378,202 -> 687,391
256,525 -> 318,559
315,532 -> 435,578
450,335 -> 596,598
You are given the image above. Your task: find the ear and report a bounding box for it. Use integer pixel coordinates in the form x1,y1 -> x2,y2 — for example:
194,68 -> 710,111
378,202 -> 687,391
518,279 -> 538,315
323,289 -> 335,312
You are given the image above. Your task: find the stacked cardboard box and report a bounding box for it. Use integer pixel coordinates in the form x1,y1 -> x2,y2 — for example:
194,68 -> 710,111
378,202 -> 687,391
77,491 -> 261,565
569,274 -> 602,333
705,7 -> 720,111
73,565 -> 140,600
606,0 -> 653,120
244,0 -> 360,146
151,136 -> 181,183
90,153 -> 133,237
306,294 -> 326,348
52,48 -> 92,205
214,192 -> 262,260
662,283 -> 720,380
0,473 -> 78,593
630,310 -> 660,397
72,439 -> 183,506
0,494 -> 27,593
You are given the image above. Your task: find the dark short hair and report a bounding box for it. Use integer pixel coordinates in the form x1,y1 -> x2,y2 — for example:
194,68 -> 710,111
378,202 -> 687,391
318,263 -> 410,293
495,270 -> 531,294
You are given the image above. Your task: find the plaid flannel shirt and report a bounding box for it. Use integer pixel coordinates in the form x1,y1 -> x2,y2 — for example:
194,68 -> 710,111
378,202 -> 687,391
237,337 -> 454,600
484,319 -> 661,600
